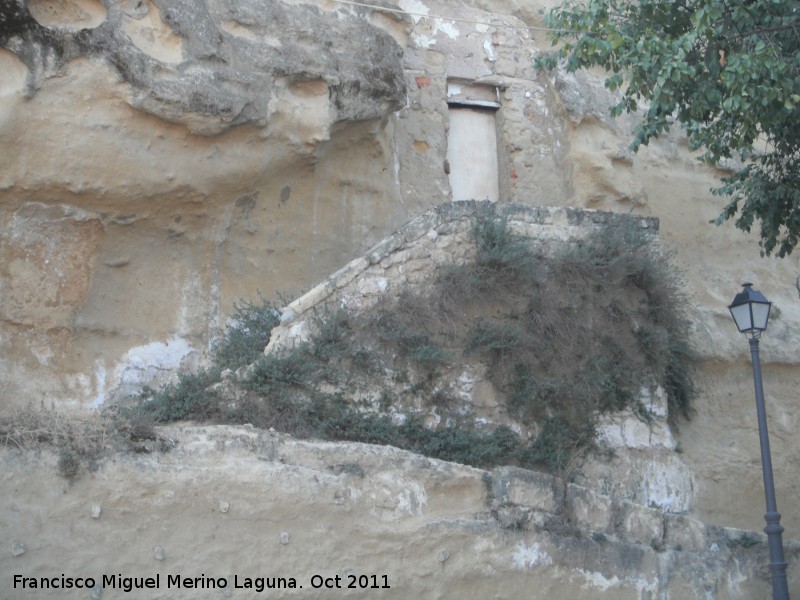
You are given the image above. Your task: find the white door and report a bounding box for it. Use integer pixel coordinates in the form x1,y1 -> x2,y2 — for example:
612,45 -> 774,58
446,107 -> 499,202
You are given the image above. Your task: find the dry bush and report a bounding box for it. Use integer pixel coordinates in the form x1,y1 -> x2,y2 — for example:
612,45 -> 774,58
0,404 -> 168,479
0,404 -> 113,454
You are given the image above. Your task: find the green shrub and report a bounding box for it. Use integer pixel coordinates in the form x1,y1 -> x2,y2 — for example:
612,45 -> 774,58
403,421 -> 521,469
524,416 -> 596,474
661,337 -> 696,421
581,344 -> 635,413
248,349 -> 316,390
726,532 -> 762,549
465,322 -> 525,358
142,367 -> 222,423
214,297 -> 280,371
507,368 -> 560,421
472,210 -> 536,274
309,307 -> 354,363
57,448 -> 81,480
369,310 -> 448,366
139,296 -> 281,424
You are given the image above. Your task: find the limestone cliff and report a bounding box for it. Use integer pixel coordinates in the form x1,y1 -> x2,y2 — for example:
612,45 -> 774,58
1,0 -> 800,570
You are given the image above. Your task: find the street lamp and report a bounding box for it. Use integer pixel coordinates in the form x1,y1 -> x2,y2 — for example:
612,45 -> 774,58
728,282 -> 790,599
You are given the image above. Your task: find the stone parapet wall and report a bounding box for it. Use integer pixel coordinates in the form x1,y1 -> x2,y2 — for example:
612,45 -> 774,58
267,200 -> 659,354
259,200 -> 695,515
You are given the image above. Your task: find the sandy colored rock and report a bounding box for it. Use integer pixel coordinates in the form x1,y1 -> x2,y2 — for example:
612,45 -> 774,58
2,425 -> 797,599
1,0 -> 800,556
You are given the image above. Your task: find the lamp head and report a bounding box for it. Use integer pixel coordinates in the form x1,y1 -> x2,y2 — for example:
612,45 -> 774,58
728,282 -> 771,337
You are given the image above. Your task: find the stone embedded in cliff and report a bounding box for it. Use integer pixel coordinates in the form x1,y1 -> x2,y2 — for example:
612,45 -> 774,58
27,0 -> 106,31
551,67 -> 622,128
0,0 -> 407,134
10,541 -> 27,557
0,202 -> 104,329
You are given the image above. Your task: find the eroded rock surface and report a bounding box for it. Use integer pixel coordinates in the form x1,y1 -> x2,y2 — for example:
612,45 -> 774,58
2,425 -> 797,599
2,0 -> 800,545
1,0 -> 406,134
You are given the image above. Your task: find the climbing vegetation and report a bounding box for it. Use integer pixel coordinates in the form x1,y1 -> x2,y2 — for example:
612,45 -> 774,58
133,211 -> 695,475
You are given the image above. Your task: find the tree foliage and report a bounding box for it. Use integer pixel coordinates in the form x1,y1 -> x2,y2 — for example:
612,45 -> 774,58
538,0 -> 800,256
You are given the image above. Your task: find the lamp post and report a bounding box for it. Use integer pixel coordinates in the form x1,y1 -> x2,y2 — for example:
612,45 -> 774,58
728,282 -> 790,600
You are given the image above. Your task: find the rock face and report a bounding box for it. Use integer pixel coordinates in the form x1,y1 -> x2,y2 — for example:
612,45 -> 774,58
2,425 -> 798,599
2,0 -> 800,551
0,0 -> 410,406
2,0 -> 405,134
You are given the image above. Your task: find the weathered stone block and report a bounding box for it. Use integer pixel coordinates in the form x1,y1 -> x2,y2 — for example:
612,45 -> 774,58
331,257 -> 369,290
596,408 -> 676,451
1,203 -> 104,328
664,513 -> 707,552
355,277 -> 389,297
491,466 -> 562,513
437,200 -> 483,221
617,502 -> 664,547
380,248 -> 409,269
567,483 -> 612,533
366,232 -> 405,265
578,450 -> 694,513
401,212 -> 441,244
286,280 -> 335,317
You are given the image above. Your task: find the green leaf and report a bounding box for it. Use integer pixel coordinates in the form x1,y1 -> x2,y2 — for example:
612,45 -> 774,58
538,0 -> 800,256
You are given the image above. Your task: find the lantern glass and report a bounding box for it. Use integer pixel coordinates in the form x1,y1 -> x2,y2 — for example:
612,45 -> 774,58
750,301 -> 771,331
730,302 -> 755,333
